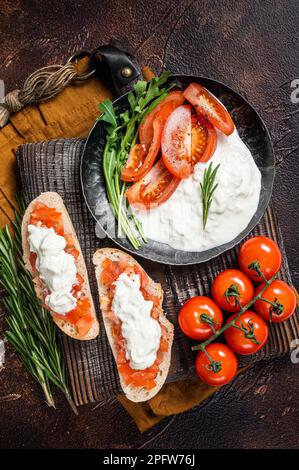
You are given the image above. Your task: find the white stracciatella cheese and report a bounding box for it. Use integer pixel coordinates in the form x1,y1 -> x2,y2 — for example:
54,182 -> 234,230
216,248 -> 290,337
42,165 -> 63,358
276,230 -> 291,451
112,272 -> 161,370
134,129 -> 262,252
27,225 -> 77,315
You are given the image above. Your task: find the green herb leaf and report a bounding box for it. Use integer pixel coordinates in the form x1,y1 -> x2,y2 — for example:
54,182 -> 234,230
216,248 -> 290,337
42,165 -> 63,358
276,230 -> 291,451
97,71 -> 174,249
134,80 -> 147,98
97,99 -> 117,130
0,197 -> 77,414
127,92 -> 136,111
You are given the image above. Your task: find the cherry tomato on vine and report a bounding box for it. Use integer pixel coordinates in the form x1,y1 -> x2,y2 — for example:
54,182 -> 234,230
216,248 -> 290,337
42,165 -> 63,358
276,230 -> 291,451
178,296 -> 223,341
238,236 -> 282,282
195,343 -> 238,386
254,280 -> 297,323
211,269 -> 254,312
224,310 -> 269,355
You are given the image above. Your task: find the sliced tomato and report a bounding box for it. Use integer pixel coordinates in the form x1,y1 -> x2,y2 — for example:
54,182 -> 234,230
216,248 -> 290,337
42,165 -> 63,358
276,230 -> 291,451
121,118 -> 162,182
183,83 -> 235,136
71,273 -> 84,298
64,234 -> 79,259
126,159 -> 180,209
30,202 -> 64,235
191,113 -> 217,163
65,297 -> 93,325
139,91 -> 185,150
131,379 -> 156,390
117,362 -> 158,389
160,338 -> 169,352
100,258 -> 125,286
155,350 -> 163,366
76,316 -> 94,337
161,105 -> 192,179
120,144 -> 147,181
55,297 -> 93,335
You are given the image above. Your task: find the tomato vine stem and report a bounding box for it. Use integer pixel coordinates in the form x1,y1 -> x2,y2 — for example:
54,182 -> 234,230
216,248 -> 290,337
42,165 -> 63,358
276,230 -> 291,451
192,270 -> 277,353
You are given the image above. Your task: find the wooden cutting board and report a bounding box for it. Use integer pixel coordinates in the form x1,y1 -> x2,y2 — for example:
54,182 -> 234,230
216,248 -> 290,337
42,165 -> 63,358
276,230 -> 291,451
17,138 -> 299,405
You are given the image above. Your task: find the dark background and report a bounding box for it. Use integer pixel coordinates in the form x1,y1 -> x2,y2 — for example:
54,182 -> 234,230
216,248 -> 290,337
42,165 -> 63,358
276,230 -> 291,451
0,0 -> 298,449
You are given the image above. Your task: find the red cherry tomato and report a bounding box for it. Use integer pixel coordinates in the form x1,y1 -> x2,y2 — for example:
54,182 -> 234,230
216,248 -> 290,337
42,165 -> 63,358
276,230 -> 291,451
195,343 -> 238,386
183,83 -> 235,136
238,236 -> 282,282
178,296 -> 223,341
211,269 -> 254,312
254,280 -> 297,323
224,311 -> 269,355
161,104 -> 192,179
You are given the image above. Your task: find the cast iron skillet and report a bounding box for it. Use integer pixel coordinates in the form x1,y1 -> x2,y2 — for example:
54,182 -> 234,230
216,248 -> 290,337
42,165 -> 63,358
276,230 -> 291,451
81,48 -> 274,265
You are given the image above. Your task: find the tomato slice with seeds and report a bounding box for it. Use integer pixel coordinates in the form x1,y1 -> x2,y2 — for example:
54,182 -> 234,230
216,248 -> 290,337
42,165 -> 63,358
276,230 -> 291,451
161,104 -> 192,179
122,92 -> 185,182
120,144 -> 147,182
183,83 -> 235,136
139,91 -> 185,150
125,159 -> 180,209
191,113 -> 217,163
121,118 -> 162,182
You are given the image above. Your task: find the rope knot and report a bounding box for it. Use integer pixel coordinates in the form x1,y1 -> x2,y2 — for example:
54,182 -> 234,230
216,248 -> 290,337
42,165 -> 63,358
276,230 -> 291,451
4,89 -> 23,113
0,59 -> 93,128
0,89 -> 23,127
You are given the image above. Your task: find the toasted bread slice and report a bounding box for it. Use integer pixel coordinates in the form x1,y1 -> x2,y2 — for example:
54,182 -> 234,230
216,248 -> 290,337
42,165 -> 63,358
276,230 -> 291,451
22,192 -> 99,340
93,247 -> 174,402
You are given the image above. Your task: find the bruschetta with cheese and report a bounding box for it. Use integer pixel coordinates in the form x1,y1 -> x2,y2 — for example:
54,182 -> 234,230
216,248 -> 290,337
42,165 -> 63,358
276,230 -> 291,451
93,248 -> 173,402
22,192 -> 99,340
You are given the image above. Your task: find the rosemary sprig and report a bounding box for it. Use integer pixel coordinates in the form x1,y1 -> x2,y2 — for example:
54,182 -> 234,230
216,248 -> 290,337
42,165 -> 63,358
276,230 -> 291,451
0,197 -> 77,414
200,162 -> 220,229
98,71 -> 174,249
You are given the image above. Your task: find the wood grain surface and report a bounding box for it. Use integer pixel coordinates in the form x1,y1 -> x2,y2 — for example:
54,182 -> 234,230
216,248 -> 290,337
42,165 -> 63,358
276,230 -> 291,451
0,0 -> 299,449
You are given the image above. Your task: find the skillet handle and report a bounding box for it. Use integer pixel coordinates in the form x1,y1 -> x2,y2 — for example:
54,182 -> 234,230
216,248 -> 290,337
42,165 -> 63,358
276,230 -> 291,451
90,39 -> 141,97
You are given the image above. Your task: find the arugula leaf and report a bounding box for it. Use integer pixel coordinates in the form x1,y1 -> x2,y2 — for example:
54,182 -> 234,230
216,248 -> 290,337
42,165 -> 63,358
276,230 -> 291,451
134,80 -> 147,98
97,99 -> 117,130
97,71 -> 174,249
127,92 -> 136,111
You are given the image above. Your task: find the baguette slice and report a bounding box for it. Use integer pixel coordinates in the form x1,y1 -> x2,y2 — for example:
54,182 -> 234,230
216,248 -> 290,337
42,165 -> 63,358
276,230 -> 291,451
22,192 -> 99,340
93,247 -> 174,402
